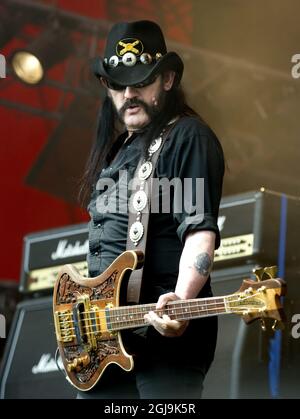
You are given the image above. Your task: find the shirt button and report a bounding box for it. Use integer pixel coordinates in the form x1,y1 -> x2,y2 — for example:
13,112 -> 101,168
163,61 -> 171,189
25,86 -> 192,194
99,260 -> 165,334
94,251 -> 99,257
96,223 -> 101,228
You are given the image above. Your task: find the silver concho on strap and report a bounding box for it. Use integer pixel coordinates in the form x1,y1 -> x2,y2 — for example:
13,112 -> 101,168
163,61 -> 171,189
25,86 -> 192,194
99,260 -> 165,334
138,161 -> 152,180
129,221 -> 144,245
129,131 -> 165,246
132,190 -> 148,212
148,136 -> 162,155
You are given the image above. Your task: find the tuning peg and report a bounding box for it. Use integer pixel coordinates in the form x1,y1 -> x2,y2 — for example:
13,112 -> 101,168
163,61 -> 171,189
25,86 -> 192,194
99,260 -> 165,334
257,285 -> 266,293
264,266 -> 277,279
263,266 -> 277,279
272,320 -> 285,331
253,266 -> 278,281
260,319 -> 267,331
244,287 -> 253,295
253,267 -> 264,281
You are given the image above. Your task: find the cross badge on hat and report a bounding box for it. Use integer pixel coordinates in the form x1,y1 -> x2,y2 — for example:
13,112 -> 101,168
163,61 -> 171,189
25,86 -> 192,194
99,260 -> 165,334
117,38 -> 144,56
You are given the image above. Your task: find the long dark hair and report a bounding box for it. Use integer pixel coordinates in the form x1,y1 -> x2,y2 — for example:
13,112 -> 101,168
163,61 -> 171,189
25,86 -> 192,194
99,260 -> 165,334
79,80 -> 204,207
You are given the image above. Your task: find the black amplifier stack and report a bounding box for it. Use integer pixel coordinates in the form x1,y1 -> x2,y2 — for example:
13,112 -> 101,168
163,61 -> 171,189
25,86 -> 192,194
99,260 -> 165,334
0,223 -> 90,399
205,189 -> 300,399
213,188 -> 299,281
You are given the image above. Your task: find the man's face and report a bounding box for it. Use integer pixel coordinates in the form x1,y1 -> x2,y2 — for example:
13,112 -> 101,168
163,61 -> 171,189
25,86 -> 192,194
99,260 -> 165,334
105,72 -> 175,132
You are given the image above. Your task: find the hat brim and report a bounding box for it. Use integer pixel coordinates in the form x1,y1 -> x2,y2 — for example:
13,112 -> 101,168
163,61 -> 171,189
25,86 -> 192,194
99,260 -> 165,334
93,52 -> 183,87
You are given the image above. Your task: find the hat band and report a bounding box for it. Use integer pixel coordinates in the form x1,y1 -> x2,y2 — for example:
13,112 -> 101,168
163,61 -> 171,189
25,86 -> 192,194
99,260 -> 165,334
104,52 -> 163,68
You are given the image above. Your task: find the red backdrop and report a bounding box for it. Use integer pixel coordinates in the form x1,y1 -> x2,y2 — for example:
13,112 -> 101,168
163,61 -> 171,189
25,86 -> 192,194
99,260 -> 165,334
0,0 -> 193,282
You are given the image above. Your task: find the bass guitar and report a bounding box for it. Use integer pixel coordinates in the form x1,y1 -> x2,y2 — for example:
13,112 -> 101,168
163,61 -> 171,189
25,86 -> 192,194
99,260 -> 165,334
53,250 -> 286,391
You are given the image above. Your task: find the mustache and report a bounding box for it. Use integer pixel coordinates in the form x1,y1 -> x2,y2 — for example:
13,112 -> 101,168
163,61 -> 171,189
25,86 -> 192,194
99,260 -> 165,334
118,98 -> 150,118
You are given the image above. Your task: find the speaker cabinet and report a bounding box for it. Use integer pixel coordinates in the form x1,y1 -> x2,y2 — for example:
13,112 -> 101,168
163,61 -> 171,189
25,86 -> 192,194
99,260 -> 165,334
202,270 -> 270,399
203,268 -> 300,399
0,297 -> 77,399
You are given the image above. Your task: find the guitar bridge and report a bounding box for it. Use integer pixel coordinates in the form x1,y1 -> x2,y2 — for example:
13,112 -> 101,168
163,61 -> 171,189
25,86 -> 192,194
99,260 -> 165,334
54,294 -> 102,349
54,309 -> 73,343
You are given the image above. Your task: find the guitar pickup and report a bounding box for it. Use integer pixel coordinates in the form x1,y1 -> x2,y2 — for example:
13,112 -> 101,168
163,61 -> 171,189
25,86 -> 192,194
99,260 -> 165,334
73,294 -> 100,350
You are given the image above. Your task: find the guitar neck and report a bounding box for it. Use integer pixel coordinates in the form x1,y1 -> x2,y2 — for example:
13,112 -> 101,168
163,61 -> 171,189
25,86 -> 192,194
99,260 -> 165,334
108,296 -> 231,332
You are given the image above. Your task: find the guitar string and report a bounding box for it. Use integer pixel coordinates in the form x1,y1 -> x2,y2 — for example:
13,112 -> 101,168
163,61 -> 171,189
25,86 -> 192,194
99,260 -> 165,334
56,291 -> 261,316
59,303 -> 262,330
56,302 -> 266,336
57,304 -> 266,339
56,302 -> 229,330
57,308 -> 267,334
56,304 -> 267,333
56,299 -> 227,321
56,291 -> 264,323
58,306 -> 263,339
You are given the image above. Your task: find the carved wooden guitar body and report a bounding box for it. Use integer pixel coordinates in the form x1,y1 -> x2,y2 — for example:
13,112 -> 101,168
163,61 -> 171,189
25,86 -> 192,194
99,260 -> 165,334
53,250 -> 286,391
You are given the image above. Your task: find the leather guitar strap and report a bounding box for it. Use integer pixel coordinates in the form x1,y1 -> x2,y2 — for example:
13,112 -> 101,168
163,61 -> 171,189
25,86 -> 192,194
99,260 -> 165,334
126,120 -> 177,303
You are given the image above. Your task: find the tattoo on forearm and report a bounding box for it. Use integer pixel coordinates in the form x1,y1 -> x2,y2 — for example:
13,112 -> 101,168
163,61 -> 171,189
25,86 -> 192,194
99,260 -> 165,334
193,253 -> 212,277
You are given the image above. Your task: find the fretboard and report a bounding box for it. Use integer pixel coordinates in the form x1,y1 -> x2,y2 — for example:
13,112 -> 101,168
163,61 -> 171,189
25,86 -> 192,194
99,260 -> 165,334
106,296 -> 228,332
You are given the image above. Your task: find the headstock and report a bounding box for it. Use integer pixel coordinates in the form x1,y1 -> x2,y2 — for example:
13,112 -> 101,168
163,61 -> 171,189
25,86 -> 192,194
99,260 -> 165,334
226,266 -> 287,331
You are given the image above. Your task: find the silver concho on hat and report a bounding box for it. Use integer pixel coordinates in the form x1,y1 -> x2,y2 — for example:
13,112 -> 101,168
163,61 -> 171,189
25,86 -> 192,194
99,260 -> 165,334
138,161 -> 152,180
132,190 -> 148,212
109,55 -> 119,67
140,53 -> 152,65
149,137 -> 162,154
122,52 -> 137,66
129,221 -> 144,245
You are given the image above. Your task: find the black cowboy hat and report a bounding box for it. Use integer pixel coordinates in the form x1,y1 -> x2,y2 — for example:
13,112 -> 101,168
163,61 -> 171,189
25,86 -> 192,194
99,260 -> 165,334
93,20 -> 184,87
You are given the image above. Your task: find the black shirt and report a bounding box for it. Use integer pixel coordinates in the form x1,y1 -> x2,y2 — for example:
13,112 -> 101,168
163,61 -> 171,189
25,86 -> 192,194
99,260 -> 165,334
88,117 -> 224,369
87,116 -> 224,299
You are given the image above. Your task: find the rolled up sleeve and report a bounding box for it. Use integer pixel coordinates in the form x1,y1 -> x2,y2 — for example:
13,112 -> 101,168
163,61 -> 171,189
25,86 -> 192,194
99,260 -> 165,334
171,121 -> 224,248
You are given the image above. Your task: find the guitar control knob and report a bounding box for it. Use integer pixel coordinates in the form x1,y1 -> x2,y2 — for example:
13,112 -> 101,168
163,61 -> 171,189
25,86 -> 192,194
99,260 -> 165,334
67,354 -> 90,372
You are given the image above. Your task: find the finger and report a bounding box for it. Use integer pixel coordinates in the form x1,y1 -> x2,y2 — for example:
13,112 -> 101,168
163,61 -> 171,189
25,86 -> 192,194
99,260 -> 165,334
145,311 -> 183,337
156,295 -> 168,310
162,314 -> 182,330
146,311 -> 169,333
145,311 -> 164,325
156,292 -> 178,309
162,314 -> 172,322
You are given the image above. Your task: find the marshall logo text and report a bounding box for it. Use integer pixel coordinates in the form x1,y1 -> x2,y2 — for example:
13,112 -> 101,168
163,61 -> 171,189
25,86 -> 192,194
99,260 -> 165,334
32,353 -> 63,374
51,239 -> 89,261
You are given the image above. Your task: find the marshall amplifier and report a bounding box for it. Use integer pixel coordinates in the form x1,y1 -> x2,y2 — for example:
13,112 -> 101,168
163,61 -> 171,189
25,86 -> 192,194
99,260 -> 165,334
19,223 -> 89,295
206,188 -> 300,399
214,188 -> 300,270
0,297 -> 77,399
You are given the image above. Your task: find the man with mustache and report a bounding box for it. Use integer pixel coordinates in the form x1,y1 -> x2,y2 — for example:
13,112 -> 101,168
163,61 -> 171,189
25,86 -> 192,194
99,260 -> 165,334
78,20 -> 224,399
